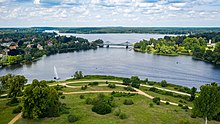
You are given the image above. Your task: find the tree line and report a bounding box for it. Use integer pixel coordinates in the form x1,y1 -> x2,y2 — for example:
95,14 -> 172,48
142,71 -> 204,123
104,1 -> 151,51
134,32 -> 220,65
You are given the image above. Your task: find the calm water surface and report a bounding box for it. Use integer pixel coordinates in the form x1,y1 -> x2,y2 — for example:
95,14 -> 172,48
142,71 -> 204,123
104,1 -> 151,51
0,33 -> 219,89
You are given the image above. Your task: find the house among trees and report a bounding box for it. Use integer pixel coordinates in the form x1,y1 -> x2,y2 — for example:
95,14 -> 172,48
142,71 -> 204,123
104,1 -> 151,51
47,41 -> 53,46
207,40 -> 216,47
9,42 -> 18,50
26,44 -> 34,48
37,44 -> 43,50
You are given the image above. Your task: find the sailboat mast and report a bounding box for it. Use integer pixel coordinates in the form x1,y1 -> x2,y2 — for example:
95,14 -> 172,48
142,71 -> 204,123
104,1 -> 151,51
54,66 -> 59,79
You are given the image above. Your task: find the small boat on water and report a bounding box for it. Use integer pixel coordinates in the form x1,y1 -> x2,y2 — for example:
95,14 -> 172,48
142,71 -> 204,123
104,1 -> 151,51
54,66 -> 60,80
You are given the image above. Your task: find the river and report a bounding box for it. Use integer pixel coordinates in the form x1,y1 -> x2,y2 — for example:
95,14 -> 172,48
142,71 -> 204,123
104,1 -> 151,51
0,32 -> 220,89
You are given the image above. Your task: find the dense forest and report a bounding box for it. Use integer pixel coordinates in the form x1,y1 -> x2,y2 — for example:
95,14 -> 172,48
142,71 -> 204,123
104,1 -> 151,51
1,27 -> 220,34
134,32 -> 220,65
0,32 -> 101,67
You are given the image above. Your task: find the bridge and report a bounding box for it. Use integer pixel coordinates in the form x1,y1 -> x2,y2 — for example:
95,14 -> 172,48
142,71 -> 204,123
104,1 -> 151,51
97,41 -> 133,49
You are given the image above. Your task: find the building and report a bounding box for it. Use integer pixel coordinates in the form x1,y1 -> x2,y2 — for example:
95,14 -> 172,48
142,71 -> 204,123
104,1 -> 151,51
27,44 -> 34,48
9,42 -> 18,50
207,40 -> 216,47
37,44 -> 43,50
47,41 -> 53,46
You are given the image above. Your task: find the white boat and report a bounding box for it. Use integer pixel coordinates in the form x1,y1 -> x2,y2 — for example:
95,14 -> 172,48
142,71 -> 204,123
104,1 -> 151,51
54,66 -> 60,80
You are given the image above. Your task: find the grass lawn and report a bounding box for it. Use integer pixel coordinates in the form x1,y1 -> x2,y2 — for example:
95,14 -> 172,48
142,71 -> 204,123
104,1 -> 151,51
66,82 -> 120,86
54,85 -> 128,92
15,93 -> 220,124
0,99 -> 20,124
140,86 -> 193,107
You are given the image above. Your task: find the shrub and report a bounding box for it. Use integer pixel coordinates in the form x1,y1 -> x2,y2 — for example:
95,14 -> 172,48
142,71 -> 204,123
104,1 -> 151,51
131,82 -> 140,89
54,85 -> 64,90
12,106 -> 22,114
92,102 -> 112,115
59,104 -> 70,115
149,103 -> 154,107
191,114 -> 197,118
182,105 -> 189,109
161,80 -> 167,87
166,102 -> 170,105
178,104 -> 183,107
85,98 -> 93,104
81,85 -> 87,90
80,95 -> 85,99
149,87 -> 157,92
58,92 -> 63,96
119,113 -> 127,119
179,100 -> 183,103
148,81 -> 155,86
122,78 -> 131,85
123,99 -> 134,105
114,108 -> 121,116
153,97 -> 160,105
60,95 -> 65,99
124,86 -> 135,91
106,81 -> 109,84
88,82 -> 99,86
108,83 -> 116,88
68,114 -> 78,123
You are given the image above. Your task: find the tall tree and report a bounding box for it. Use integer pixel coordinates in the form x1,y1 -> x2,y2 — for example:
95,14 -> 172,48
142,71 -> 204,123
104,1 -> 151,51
190,87 -> 197,101
193,84 -> 220,124
22,79 -> 60,119
7,75 -> 27,99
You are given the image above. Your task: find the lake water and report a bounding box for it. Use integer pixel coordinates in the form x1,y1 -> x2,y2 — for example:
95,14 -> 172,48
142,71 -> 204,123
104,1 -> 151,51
0,33 -> 220,89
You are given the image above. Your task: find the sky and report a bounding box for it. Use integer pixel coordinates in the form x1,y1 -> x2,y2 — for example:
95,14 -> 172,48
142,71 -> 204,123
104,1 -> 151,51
0,0 -> 220,27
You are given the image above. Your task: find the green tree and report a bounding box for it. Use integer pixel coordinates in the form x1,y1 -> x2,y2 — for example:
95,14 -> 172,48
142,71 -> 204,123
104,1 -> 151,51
190,87 -> 197,101
193,84 -> 220,124
22,79 -> 60,119
130,76 -> 140,89
74,71 -> 84,79
161,80 -> 167,87
7,75 -> 27,99
122,78 -> 131,85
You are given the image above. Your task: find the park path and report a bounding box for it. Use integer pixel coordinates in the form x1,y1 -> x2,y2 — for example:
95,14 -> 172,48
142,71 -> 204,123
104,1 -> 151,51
8,113 -> 22,124
56,81 -> 192,109
51,80 -> 191,97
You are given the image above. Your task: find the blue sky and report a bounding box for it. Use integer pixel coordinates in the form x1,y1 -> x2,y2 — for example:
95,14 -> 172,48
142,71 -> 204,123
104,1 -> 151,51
0,0 -> 220,27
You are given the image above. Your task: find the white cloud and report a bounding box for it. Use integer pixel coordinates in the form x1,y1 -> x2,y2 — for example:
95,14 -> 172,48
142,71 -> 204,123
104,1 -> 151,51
34,0 -> 40,5
0,0 -> 220,26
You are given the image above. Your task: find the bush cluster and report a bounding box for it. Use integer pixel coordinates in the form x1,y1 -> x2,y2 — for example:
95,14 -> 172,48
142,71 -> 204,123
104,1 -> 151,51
81,85 -> 87,90
108,83 -> 116,88
153,97 -> 160,105
68,114 -> 78,123
85,98 -> 93,104
123,99 -> 134,105
88,82 -> 99,86
114,108 -> 128,120
119,113 -> 127,119
60,95 -> 65,99
92,102 -> 112,115
54,85 -> 64,91
80,95 -> 85,99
